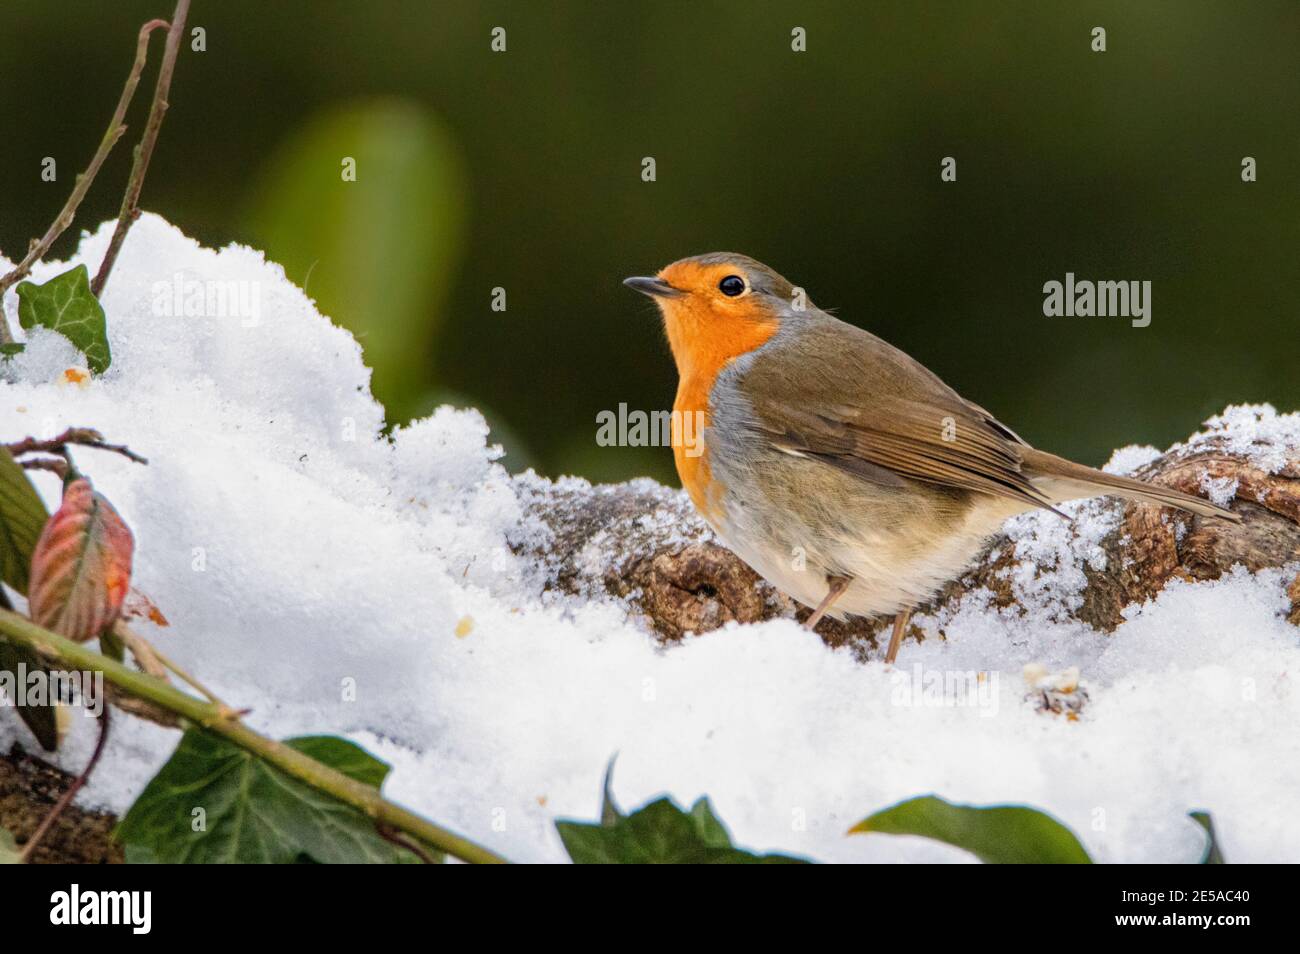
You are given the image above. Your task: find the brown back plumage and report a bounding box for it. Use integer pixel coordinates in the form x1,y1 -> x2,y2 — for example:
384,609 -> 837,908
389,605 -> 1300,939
738,311 -> 1238,522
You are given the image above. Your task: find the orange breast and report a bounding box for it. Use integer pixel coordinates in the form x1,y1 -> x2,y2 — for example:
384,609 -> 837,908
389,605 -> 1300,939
674,375 -> 721,522
667,317 -> 778,526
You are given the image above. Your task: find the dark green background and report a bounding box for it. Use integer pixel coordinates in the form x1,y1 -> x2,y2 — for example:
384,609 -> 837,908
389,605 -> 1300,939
3,1 -> 1296,485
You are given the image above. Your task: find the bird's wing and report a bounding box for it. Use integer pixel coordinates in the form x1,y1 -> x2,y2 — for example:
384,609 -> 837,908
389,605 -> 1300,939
738,319 -> 1062,514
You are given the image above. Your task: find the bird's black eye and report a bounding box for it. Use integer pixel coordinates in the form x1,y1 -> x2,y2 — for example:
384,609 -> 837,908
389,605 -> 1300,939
719,275 -> 746,297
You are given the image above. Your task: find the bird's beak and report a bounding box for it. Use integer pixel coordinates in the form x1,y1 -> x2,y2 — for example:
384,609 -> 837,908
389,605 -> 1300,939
623,275 -> 685,299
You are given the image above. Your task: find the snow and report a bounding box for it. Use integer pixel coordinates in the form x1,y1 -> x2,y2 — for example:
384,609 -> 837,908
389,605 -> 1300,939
1181,404 -> 1300,474
3,216 -> 1299,863
1104,443 -> 1163,476
999,496 -> 1121,625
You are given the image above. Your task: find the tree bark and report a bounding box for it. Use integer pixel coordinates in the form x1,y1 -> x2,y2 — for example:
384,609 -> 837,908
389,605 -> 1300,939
519,437 -> 1300,657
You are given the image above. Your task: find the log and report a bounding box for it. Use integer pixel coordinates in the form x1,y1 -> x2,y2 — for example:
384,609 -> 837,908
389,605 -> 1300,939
518,433 -> 1300,658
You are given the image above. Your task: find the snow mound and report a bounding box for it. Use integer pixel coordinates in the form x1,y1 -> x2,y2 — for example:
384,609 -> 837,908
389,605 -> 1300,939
2,216 -> 1298,863
1182,405 -> 1300,474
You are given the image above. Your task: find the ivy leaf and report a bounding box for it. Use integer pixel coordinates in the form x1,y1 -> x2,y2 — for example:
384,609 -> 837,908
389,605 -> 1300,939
0,448 -> 58,750
287,734 -> 391,788
688,797 -> 733,848
1190,811 -> 1225,864
15,264 -> 111,374
28,478 -> 134,642
849,795 -> 1092,864
0,446 -> 48,594
557,795 -> 809,864
117,729 -> 433,863
0,826 -> 20,863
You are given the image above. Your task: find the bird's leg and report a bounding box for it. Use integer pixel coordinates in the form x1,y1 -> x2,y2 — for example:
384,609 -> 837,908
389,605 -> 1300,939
804,575 -> 852,630
884,608 -> 913,664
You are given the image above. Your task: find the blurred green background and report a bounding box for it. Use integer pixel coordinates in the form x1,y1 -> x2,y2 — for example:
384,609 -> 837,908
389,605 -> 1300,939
3,1 -> 1297,485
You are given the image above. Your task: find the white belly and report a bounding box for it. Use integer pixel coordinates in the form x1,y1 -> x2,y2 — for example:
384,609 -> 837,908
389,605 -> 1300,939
711,492 -> 1026,620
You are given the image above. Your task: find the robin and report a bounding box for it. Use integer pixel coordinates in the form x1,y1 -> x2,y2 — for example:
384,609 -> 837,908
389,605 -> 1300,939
624,253 -> 1239,662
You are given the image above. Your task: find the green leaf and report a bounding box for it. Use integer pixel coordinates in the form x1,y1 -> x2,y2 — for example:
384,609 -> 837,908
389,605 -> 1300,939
0,343 -> 23,357
0,825 -> 20,863
286,734 -> 391,789
1190,811 -> 1225,864
688,797 -> 733,848
0,640 -> 59,751
557,796 -> 809,864
121,842 -> 158,863
0,450 -> 58,749
245,99 -> 466,421
849,795 -> 1093,864
15,265 -> 110,374
0,446 -> 48,594
116,729 -> 433,863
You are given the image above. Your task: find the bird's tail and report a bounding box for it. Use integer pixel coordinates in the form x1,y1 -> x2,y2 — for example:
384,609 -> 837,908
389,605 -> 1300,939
1022,447 -> 1240,522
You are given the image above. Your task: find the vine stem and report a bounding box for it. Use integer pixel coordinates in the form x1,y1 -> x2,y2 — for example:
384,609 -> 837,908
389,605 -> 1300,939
91,0 -> 191,297
0,18 -> 170,343
18,708 -> 111,863
0,608 -> 510,864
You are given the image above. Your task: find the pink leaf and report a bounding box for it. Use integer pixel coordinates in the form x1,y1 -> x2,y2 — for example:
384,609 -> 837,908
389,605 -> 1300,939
28,478 -> 135,642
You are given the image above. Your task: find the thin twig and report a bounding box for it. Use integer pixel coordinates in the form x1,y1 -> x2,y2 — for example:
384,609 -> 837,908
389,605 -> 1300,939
18,708 -> 111,863
5,426 -> 148,465
0,19 -> 169,344
111,621 -> 171,681
120,624 -> 230,708
92,0 -> 191,297
18,458 -> 69,478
